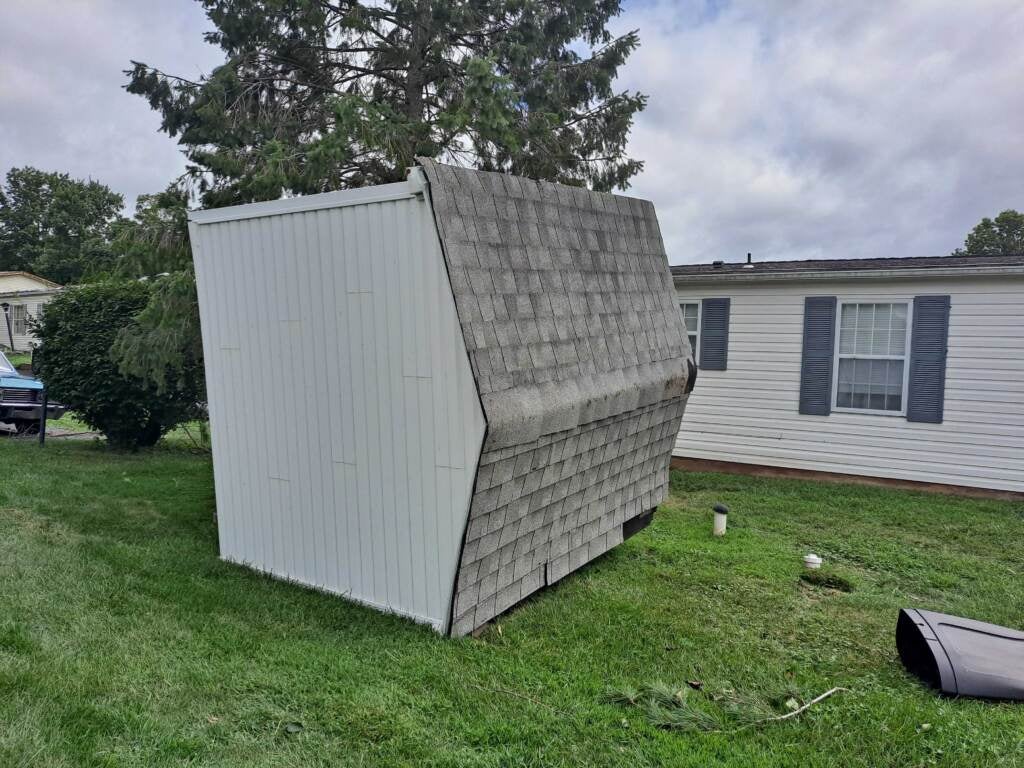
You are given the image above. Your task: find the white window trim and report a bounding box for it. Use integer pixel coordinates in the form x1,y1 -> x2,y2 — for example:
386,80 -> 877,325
831,299 -> 913,417
678,299 -> 701,362
10,303 -> 27,336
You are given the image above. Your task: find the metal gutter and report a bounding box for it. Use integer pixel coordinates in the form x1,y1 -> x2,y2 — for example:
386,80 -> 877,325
0,288 -> 61,299
188,180 -> 421,225
672,265 -> 1024,284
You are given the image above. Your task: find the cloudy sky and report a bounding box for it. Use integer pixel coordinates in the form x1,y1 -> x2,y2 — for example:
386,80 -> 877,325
1,0 -> 1022,264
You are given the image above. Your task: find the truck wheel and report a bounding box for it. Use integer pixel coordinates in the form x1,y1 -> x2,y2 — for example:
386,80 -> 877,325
14,421 -> 39,436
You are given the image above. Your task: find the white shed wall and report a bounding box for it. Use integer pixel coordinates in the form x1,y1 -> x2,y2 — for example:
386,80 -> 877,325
674,275 -> 1024,493
190,190 -> 486,631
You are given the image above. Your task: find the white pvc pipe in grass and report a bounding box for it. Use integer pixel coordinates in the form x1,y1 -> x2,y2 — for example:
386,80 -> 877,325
713,504 -> 728,536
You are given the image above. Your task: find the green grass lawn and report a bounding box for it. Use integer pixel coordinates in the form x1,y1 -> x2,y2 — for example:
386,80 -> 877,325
4,351 -> 32,369
40,414 -> 209,448
1,440 -> 1022,767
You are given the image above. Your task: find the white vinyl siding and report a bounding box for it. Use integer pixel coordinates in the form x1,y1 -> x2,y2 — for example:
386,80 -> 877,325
190,188 -> 486,631
0,295 -> 55,352
674,275 -> 1024,493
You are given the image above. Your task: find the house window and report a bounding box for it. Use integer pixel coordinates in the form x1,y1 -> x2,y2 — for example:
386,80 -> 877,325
679,302 -> 699,361
834,302 -> 910,414
10,304 -> 27,336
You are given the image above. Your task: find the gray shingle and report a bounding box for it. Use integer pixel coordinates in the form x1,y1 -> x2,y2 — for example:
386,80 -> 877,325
495,580 -> 523,614
417,159 -> 689,637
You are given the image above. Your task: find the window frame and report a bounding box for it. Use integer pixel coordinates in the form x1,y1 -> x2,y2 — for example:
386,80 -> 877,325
678,300 -> 701,363
10,303 -> 27,336
831,299 -> 913,417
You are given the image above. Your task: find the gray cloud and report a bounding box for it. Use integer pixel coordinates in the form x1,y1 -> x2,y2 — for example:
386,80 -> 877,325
614,0 -> 1024,262
0,0 -> 219,210
1,1 -> 1022,263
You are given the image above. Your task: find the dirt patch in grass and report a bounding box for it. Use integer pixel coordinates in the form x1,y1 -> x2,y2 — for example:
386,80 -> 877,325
800,568 -> 856,593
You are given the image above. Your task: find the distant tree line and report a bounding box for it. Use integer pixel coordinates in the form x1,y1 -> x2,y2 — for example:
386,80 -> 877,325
0,168 -> 193,285
0,167 -> 123,284
951,209 -> 1024,257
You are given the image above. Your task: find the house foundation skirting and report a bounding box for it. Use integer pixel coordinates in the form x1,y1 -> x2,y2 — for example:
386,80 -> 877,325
670,456 -> 1024,501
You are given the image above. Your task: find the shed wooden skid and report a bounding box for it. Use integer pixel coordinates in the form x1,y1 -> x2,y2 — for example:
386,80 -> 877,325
188,161 -> 692,635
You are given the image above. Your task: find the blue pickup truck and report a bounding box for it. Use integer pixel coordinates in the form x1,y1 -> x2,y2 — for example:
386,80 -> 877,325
0,350 -> 67,434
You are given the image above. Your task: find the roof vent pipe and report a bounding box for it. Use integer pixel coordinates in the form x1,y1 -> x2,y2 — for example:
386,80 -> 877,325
743,252 -> 754,269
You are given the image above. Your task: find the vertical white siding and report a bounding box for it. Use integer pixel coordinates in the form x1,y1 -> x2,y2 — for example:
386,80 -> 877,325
190,193 -> 486,631
675,275 -> 1024,493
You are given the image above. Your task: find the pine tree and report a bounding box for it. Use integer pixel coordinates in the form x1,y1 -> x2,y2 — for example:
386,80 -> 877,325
126,0 -> 646,206
120,0 -> 646,407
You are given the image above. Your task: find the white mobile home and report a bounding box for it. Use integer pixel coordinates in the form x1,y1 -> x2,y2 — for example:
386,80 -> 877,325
672,255 -> 1024,495
0,271 -> 61,352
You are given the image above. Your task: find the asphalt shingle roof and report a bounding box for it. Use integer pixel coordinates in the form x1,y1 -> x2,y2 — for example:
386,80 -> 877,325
418,159 -> 691,635
670,253 -> 1024,278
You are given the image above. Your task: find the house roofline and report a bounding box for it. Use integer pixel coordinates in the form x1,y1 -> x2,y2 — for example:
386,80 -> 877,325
0,271 -> 62,289
673,263 -> 1024,284
0,288 -> 61,299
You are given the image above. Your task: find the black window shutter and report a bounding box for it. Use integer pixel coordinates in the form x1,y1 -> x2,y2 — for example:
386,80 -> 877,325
907,295 -> 950,423
799,296 -> 837,415
699,298 -> 730,370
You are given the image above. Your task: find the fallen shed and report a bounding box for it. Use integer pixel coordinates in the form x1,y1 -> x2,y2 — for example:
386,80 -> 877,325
188,159 -> 695,635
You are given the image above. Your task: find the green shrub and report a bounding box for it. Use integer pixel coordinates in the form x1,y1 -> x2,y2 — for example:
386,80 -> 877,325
33,281 -> 202,449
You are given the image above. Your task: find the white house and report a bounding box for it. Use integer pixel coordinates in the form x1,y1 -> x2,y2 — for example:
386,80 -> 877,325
0,271 -> 62,352
672,254 -> 1024,495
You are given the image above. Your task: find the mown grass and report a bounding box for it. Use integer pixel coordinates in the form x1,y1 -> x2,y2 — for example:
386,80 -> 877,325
4,352 -> 32,369
1,439 -> 1022,767
39,414 -> 209,448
